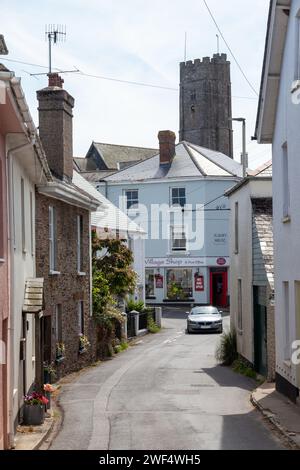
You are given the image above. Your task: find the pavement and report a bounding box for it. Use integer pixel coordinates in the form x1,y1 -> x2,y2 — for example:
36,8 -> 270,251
251,382 -> 300,449
49,308 -> 286,450
14,409 -> 57,450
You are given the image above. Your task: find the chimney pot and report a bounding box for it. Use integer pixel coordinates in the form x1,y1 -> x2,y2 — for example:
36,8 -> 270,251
48,73 -> 64,88
158,130 -> 176,165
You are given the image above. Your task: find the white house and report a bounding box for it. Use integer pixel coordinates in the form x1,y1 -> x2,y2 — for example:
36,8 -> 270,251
97,131 -> 243,307
73,171 -> 146,302
256,0 -> 300,402
226,162 -> 274,380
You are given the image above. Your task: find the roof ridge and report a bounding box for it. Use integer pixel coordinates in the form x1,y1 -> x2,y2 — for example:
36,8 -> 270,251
252,159 -> 272,176
187,142 -> 237,176
103,150 -> 160,180
93,141 -> 158,151
182,142 -> 206,176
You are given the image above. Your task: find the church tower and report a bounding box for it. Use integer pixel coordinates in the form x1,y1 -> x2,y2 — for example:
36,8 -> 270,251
179,53 -> 233,158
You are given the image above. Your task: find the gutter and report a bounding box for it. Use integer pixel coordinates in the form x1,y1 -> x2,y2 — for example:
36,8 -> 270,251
37,181 -> 100,211
224,176 -> 272,197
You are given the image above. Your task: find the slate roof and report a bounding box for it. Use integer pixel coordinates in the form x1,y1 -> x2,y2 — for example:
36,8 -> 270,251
104,142 -> 244,182
0,35 -> 8,55
252,199 -> 274,290
73,172 -> 145,235
78,171 -> 117,184
252,160 -> 272,177
91,142 -> 158,170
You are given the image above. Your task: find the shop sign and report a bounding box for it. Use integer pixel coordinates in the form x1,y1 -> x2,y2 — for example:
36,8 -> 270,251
217,258 -> 226,266
194,274 -> 204,292
155,274 -> 164,289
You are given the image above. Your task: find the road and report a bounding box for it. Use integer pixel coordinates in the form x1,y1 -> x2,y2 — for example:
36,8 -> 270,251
50,309 -> 284,450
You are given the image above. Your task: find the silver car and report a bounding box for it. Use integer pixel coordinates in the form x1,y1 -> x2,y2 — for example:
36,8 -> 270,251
186,306 -> 223,334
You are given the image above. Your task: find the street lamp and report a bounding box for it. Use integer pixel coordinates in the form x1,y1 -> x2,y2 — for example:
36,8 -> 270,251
229,117 -> 248,178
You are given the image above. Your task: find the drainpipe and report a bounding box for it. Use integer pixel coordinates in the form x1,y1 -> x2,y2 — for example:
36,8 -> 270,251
6,139 -> 35,448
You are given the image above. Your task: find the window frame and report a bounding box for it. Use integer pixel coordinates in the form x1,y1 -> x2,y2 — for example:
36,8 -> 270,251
171,187 -> 186,208
125,189 -> 139,211
238,279 -> 243,332
170,225 -> 187,252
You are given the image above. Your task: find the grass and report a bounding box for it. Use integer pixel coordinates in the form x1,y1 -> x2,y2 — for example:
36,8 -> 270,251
232,358 -> 257,380
147,314 -> 161,334
215,329 -> 238,366
114,341 -> 129,354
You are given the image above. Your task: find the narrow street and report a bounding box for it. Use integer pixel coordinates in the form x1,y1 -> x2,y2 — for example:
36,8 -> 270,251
50,309 -> 284,450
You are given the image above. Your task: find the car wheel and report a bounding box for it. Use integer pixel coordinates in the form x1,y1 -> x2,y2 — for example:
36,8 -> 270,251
186,327 -> 191,334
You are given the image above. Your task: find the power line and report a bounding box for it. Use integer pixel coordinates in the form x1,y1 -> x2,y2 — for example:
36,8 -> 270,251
202,0 -> 258,97
0,57 -> 257,100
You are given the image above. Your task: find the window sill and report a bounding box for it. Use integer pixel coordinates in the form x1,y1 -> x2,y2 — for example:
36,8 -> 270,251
282,216 -> 291,224
146,296 -> 156,300
49,271 -> 61,276
77,272 -> 87,277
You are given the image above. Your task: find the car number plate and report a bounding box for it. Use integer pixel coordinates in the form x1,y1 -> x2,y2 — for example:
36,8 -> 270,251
200,325 -> 211,329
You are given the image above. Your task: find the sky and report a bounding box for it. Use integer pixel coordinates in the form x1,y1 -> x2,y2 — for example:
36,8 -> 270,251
1,0 -> 271,168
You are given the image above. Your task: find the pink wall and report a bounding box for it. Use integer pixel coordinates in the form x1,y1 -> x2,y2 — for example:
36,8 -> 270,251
0,131 -> 9,449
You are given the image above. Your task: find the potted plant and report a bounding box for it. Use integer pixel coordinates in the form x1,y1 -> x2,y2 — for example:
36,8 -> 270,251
23,392 -> 48,425
43,361 -> 56,384
55,342 -> 65,363
79,334 -> 91,354
43,383 -> 55,410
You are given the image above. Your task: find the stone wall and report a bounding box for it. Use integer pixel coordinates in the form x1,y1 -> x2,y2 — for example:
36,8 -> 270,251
36,192 -> 97,378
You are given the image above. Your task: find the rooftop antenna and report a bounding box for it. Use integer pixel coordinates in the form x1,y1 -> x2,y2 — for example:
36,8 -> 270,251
184,32 -> 187,62
45,24 -> 66,74
216,34 -> 220,54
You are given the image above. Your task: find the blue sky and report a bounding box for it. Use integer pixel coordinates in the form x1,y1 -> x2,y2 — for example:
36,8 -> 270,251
1,0 -> 271,167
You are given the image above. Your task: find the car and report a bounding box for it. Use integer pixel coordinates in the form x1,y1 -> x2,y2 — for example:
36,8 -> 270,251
186,306 -> 223,334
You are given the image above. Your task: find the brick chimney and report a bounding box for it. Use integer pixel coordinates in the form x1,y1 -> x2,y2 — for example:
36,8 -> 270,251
37,73 -> 74,181
158,130 -> 176,165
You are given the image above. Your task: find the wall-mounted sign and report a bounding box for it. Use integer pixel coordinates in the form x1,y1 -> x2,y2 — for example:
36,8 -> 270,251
194,274 -> 204,292
155,274 -> 164,289
217,258 -> 227,266
145,257 -> 229,268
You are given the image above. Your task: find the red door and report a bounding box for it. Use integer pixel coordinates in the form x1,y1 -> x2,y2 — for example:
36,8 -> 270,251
210,271 -> 228,308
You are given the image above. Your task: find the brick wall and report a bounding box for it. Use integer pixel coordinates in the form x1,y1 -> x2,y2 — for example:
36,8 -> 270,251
36,192 -> 97,378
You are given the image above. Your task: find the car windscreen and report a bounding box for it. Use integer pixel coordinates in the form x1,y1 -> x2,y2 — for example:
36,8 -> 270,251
190,308 -> 219,315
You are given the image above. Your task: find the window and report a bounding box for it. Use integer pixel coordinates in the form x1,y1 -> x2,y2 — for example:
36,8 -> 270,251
145,269 -> 155,298
78,301 -> 84,335
171,226 -> 187,252
49,206 -> 57,272
171,188 -> 186,207
282,143 -> 290,219
167,269 -> 193,300
30,191 -> 34,256
125,190 -> 139,210
234,202 -> 239,254
283,282 -> 290,360
55,305 -> 62,343
77,215 -> 84,273
21,177 -> 25,252
238,279 -> 242,331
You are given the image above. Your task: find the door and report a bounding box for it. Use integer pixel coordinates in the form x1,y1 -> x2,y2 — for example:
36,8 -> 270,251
253,286 -> 268,377
210,271 -> 228,308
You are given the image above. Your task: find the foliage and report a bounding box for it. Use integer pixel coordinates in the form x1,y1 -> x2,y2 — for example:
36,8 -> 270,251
232,359 -> 257,379
55,343 -> 65,357
24,392 -> 48,406
79,334 -> 91,350
126,299 -> 145,313
215,329 -> 238,366
43,362 -> 56,379
167,282 -> 186,300
114,341 -> 129,354
92,233 -> 137,298
147,313 -> 161,334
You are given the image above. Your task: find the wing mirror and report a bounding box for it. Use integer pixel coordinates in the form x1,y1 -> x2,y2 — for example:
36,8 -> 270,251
186,311 -> 190,315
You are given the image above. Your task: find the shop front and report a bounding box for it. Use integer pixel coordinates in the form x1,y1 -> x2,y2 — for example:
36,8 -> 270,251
145,257 -> 229,307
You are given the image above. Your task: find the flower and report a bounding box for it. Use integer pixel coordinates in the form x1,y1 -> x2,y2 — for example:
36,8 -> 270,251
24,392 -> 49,406
43,361 -> 56,377
56,342 -> 65,357
79,334 -> 91,350
43,383 -> 55,393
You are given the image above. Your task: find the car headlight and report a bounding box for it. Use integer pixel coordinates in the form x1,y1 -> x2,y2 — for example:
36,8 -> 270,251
188,321 -> 197,325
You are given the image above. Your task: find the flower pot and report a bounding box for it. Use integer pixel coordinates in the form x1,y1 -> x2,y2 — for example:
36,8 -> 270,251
55,356 -> 65,364
23,404 -> 45,426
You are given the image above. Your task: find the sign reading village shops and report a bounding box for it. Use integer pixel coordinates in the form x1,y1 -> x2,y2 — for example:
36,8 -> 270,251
145,257 -> 230,268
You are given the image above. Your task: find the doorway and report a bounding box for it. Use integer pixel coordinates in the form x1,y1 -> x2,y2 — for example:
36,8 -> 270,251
253,286 -> 268,377
210,270 -> 228,308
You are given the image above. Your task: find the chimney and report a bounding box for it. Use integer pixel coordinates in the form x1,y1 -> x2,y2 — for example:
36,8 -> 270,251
158,130 -> 176,165
37,73 -> 74,181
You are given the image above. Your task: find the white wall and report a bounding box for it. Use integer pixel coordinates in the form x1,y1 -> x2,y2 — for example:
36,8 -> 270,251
272,0 -> 300,389
229,179 -> 272,364
8,146 -> 36,425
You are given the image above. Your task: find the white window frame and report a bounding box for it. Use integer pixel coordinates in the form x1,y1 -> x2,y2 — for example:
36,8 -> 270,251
77,214 -> 85,274
125,189 -> 139,211
49,206 -> 59,274
170,225 -> 187,252
78,301 -> 84,335
171,187 -> 186,207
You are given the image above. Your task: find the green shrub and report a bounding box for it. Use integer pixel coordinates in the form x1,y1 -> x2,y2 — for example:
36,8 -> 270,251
232,358 -> 257,379
126,299 -> 145,313
215,329 -> 237,366
114,341 -> 129,354
147,313 -> 160,334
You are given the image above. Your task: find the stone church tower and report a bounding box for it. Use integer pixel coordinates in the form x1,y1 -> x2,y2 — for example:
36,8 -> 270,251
179,53 -> 233,158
